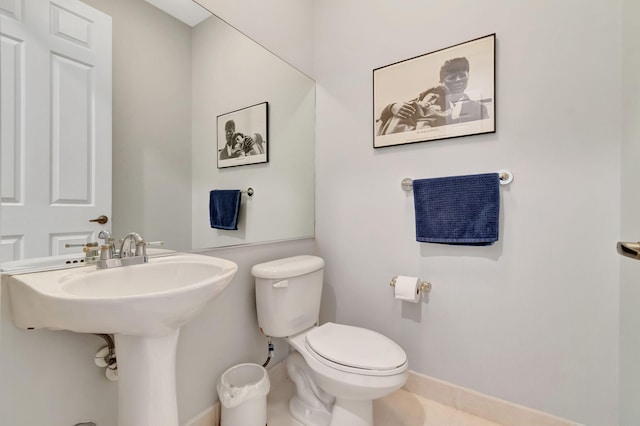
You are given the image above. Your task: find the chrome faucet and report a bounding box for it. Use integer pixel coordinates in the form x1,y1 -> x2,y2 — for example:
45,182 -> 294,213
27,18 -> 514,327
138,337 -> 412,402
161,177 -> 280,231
98,229 -> 112,244
96,232 -> 148,269
119,232 -> 147,259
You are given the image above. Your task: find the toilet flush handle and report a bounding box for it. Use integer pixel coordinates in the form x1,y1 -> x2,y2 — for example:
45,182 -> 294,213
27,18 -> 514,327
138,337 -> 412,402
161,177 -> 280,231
273,280 -> 289,288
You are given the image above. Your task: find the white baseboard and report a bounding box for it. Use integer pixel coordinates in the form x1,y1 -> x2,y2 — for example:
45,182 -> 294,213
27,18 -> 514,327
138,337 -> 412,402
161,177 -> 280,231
184,361 -> 579,426
404,370 -> 581,426
183,403 -> 220,426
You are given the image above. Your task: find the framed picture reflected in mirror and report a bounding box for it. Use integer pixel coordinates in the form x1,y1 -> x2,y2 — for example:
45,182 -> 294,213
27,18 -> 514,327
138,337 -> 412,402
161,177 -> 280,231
217,102 -> 269,168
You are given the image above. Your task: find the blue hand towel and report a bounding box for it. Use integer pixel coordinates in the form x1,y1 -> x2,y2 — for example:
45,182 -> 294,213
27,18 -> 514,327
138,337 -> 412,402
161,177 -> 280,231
412,173 -> 500,246
209,190 -> 241,230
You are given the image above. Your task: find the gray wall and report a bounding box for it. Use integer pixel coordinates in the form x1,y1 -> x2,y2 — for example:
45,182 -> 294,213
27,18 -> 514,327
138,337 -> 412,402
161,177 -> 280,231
620,0 -> 640,423
190,14 -> 315,249
83,0 -> 194,252
196,0 -> 315,78
313,1 -> 620,425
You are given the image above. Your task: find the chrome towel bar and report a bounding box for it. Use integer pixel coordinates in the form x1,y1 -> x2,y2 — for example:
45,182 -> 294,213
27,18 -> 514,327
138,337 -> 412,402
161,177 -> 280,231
401,169 -> 513,192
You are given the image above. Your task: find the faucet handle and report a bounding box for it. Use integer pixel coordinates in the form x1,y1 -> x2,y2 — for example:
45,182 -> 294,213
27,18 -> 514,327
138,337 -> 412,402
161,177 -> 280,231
132,240 -> 164,257
65,242 -> 97,248
65,242 -> 99,254
100,244 -> 114,260
134,241 -> 145,257
82,242 -> 99,251
64,242 -> 99,264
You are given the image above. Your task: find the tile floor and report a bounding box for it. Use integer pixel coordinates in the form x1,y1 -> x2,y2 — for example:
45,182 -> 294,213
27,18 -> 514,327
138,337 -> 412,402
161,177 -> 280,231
266,377 -> 502,426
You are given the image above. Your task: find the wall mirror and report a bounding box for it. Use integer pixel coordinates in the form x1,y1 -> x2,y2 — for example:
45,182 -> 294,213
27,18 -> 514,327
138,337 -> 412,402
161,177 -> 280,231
0,0 -> 315,265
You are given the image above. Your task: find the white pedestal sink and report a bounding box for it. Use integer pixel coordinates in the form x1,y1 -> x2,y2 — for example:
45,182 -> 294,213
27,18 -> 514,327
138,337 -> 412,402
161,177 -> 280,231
6,252 -> 238,426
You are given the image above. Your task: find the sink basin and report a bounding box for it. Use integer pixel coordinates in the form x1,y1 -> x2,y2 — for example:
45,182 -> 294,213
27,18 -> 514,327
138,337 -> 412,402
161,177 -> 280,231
7,252 -> 238,336
6,251 -> 238,426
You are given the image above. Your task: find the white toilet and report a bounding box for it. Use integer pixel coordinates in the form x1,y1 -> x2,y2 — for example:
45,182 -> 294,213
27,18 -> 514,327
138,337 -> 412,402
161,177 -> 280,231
251,255 -> 408,426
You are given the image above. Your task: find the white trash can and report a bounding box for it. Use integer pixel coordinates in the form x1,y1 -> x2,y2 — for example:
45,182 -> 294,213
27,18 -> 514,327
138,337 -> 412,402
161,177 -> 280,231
217,363 -> 270,426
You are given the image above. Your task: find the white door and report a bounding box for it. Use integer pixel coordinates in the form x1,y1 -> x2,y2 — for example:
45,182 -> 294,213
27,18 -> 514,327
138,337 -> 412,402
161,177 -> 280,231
0,0 -> 112,261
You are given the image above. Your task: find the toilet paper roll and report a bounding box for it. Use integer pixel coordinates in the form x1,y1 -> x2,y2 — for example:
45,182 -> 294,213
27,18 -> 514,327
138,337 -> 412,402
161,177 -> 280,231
394,276 -> 420,303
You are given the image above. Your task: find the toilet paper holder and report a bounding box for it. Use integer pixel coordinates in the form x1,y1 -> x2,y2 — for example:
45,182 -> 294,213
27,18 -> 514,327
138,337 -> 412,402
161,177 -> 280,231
389,276 -> 432,293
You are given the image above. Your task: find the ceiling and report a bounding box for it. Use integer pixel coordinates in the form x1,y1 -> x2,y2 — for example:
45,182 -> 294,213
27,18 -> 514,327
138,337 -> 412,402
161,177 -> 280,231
145,0 -> 211,27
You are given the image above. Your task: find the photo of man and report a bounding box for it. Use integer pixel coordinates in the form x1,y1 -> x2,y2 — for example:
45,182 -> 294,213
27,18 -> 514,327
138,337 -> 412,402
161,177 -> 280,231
217,102 -> 268,168
373,34 -> 495,148
219,120 -> 266,160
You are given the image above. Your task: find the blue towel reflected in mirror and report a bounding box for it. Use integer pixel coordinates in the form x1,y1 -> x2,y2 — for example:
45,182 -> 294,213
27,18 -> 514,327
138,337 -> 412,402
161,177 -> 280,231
412,173 -> 500,246
209,190 -> 241,230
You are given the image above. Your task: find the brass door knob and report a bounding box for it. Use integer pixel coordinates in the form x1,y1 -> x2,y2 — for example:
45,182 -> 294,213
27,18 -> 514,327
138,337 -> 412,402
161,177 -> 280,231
90,215 -> 109,225
618,241 -> 640,259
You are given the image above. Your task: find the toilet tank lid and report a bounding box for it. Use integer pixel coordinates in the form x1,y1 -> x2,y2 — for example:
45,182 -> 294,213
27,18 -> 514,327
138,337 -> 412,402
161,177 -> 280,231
251,255 -> 324,279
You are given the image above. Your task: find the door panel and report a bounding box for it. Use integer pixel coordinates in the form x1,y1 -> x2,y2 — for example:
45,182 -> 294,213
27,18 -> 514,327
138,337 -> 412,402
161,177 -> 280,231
0,0 -> 111,261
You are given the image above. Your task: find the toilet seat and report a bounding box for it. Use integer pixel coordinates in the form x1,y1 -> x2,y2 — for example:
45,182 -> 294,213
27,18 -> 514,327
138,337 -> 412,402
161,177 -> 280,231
304,322 -> 407,377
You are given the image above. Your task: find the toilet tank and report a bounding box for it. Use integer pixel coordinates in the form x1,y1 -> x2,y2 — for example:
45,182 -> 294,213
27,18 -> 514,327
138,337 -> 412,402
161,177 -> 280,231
251,255 -> 325,338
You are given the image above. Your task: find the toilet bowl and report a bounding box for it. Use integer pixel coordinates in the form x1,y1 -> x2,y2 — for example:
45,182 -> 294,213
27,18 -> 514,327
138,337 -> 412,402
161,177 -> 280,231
252,256 -> 408,426
287,323 -> 408,426
283,323 -> 408,426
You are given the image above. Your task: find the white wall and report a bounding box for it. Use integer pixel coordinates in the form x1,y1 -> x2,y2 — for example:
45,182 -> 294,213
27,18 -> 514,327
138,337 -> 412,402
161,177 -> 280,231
620,0 -> 640,423
195,0 -> 315,78
313,1 -> 620,424
191,14 -> 315,249
82,0 -> 194,252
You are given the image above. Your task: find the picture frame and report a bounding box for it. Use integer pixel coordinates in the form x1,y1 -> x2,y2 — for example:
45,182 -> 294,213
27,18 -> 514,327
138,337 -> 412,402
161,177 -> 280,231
373,34 -> 496,148
217,102 -> 269,168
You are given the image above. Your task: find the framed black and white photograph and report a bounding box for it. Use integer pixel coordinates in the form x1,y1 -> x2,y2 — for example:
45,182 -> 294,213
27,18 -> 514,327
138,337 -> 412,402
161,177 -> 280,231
373,34 -> 495,148
217,102 -> 268,168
